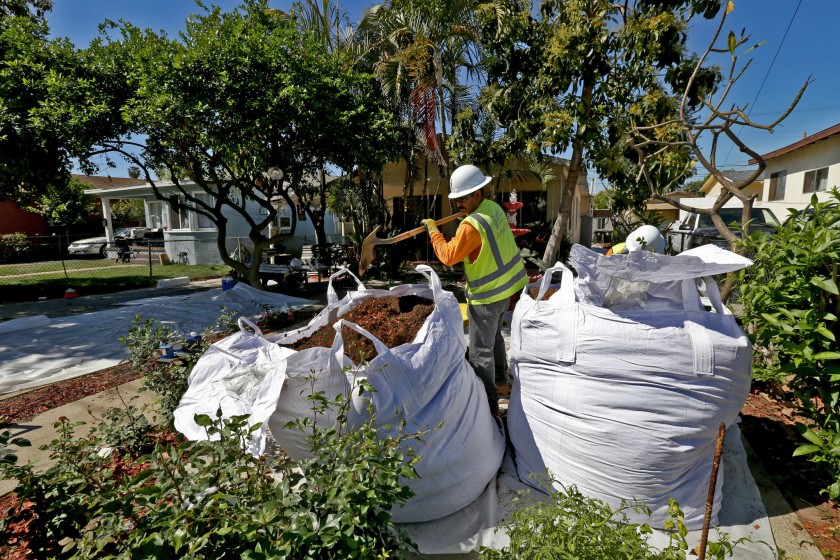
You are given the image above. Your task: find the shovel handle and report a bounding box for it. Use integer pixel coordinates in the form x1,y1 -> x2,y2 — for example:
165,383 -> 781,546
381,212 -> 465,245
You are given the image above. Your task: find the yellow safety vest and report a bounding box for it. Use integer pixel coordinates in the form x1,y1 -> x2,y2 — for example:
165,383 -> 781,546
463,199 -> 528,305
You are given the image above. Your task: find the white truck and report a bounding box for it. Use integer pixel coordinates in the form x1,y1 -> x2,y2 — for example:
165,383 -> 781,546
668,205 -> 780,254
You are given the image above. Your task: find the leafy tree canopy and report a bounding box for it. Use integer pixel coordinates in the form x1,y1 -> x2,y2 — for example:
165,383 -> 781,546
25,175 -> 94,227
41,0 -> 406,286
461,0 -> 721,261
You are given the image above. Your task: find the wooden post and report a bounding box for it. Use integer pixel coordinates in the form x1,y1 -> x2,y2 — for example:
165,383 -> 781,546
698,422 -> 727,560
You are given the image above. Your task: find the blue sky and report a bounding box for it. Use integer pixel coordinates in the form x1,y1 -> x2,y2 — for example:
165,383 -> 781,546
47,0 -> 839,184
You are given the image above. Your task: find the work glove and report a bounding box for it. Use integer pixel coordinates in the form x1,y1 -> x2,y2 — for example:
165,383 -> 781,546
421,218 -> 439,234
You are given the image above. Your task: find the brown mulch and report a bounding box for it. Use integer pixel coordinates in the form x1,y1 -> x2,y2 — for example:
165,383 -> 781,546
528,286 -> 560,300
289,295 -> 434,364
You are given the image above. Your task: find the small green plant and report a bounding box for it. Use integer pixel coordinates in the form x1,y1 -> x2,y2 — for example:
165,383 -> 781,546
140,359 -> 195,428
119,313 -> 175,371
256,302 -> 298,331
208,305 -> 239,335
480,480 -> 773,560
0,418 -> 112,558
88,404 -> 155,457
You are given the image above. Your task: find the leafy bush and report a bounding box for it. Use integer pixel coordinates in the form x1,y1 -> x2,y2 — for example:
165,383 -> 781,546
256,303 -> 299,331
0,380 -> 419,558
119,313 -> 175,371
480,481 -> 772,559
210,305 -> 239,336
0,232 -> 31,263
737,191 -> 840,497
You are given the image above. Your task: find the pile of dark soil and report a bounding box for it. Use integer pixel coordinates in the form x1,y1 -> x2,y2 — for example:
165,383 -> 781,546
289,295 -> 434,364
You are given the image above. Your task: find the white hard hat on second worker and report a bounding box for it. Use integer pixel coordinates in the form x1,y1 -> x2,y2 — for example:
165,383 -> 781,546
448,164 -> 493,199
625,224 -> 666,253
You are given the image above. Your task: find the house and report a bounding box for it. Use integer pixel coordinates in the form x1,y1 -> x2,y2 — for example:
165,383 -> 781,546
380,156 -> 592,245
748,122 -> 840,217
0,199 -> 47,236
81,155 -> 592,266
591,208 -> 613,246
83,177 -> 346,265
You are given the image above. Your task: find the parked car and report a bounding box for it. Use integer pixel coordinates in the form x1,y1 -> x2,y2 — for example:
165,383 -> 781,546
67,235 -> 108,257
669,207 -> 780,253
115,227 -> 150,241
136,228 -> 164,247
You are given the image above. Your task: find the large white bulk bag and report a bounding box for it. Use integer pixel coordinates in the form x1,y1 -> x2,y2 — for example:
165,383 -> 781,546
270,265 -> 505,523
174,317 -> 292,457
507,244 -> 754,529
176,266 -> 505,523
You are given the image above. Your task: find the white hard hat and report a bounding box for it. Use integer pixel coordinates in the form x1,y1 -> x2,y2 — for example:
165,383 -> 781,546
448,164 -> 493,199
625,224 -> 666,253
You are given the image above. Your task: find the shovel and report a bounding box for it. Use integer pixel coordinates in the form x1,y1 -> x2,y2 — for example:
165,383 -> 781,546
358,212 -> 465,276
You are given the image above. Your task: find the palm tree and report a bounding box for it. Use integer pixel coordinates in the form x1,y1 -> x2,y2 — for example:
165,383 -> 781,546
352,0 -> 505,227
356,0 -> 488,168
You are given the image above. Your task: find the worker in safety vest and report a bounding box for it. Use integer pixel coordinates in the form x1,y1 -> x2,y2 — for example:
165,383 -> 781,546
421,164 -> 528,417
606,224 -> 666,255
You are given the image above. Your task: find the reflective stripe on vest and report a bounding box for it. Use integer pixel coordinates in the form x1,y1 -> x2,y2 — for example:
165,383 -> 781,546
463,200 -> 528,304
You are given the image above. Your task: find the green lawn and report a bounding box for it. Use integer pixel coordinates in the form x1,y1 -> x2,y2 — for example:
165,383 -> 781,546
0,260 -> 229,303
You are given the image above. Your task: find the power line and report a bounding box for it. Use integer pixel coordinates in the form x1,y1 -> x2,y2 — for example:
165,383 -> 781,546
721,0 -> 803,166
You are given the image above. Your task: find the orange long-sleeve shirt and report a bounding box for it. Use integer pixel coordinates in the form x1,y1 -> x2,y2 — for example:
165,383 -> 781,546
429,221 -> 482,265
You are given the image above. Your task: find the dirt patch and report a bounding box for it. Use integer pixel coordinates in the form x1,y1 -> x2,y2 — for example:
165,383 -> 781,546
0,362 -> 140,426
289,295 -> 434,364
739,385 -> 840,557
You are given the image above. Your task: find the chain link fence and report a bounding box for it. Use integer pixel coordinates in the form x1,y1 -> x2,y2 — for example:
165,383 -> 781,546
0,232 -> 358,303
0,233 -> 234,303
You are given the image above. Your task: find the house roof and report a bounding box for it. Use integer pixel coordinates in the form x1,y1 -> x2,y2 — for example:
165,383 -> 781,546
700,169 -> 764,193
73,174 -> 146,189
749,122 -> 840,164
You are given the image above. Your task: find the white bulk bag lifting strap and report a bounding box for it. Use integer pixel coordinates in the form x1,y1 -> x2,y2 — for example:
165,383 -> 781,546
531,262 -> 577,363
415,264 -> 444,302
330,318 -> 418,418
415,264 -> 467,349
326,266 -> 367,306
679,278 -> 715,376
237,316 -> 263,337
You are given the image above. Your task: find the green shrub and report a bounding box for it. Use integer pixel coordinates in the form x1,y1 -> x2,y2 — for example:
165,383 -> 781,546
119,313 -> 175,371
0,379 -> 419,558
480,481 -> 772,559
0,232 -> 31,263
737,191 -> 840,497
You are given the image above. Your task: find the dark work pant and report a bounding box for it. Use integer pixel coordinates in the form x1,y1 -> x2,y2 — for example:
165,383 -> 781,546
467,297 -> 509,412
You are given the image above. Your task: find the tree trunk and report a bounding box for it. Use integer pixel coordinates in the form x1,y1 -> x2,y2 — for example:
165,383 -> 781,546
542,82 -> 593,265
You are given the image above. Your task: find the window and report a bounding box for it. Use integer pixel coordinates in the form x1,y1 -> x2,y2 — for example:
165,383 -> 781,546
194,193 -> 215,229
168,197 -> 185,229
769,171 -> 786,201
803,167 -> 829,193
596,217 -> 607,229
147,201 -> 162,229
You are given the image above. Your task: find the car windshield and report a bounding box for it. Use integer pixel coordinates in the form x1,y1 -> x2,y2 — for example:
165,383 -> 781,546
697,208 -> 779,228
